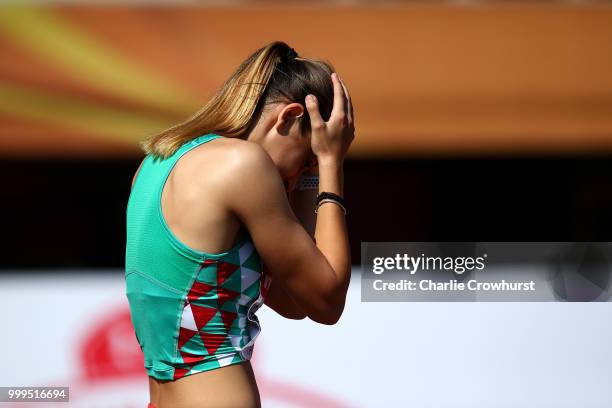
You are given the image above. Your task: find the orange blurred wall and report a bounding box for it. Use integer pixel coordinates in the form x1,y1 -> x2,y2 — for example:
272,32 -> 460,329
0,4 -> 611,157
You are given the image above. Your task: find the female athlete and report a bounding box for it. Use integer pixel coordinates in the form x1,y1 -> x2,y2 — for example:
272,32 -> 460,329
125,40 -> 354,408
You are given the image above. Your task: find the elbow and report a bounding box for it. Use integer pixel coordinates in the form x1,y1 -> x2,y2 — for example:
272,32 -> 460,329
283,311 -> 307,320
312,311 -> 342,325
306,267 -> 350,325
308,296 -> 346,325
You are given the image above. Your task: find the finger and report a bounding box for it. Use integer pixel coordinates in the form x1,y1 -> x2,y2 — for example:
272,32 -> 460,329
338,77 -> 353,127
338,76 -> 353,127
305,94 -> 325,129
330,72 -> 346,121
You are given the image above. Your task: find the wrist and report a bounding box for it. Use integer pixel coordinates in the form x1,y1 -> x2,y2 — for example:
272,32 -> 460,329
317,155 -> 343,169
315,191 -> 347,215
318,163 -> 344,197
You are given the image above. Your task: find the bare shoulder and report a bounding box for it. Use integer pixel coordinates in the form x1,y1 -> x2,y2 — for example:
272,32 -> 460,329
191,137 -> 271,169
211,137 -> 277,177
182,137 -> 281,194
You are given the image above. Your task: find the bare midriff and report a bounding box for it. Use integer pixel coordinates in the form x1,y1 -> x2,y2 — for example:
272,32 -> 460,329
148,361 -> 260,408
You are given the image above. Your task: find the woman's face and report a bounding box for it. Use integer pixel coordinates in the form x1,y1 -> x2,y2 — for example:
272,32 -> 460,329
266,126 -> 313,187
279,144 -> 318,192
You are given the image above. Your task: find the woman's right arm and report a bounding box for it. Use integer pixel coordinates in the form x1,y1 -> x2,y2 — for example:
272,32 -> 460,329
223,74 -> 354,325
223,142 -> 349,325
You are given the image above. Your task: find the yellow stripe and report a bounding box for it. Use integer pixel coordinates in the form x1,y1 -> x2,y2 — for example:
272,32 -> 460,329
0,6 -> 201,115
0,82 -> 174,142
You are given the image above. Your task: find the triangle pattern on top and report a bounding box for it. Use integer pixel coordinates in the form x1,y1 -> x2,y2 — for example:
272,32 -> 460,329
189,303 -> 218,331
174,235 -> 265,375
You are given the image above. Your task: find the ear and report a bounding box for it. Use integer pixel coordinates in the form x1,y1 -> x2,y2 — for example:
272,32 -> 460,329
273,103 -> 305,136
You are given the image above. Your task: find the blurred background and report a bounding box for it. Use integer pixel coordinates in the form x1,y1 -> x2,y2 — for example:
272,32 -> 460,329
1,1 -> 612,407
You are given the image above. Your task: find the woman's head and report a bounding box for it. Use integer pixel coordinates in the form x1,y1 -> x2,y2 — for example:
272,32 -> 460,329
141,41 -> 335,180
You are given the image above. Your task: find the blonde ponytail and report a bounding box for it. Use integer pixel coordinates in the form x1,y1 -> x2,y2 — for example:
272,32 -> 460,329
140,41 -> 335,159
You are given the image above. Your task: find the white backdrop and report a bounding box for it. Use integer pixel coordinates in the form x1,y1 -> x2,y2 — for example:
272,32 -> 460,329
0,269 -> 611,408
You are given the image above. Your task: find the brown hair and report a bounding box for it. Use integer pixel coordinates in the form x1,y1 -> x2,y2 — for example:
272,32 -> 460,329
140,41 -> 335,159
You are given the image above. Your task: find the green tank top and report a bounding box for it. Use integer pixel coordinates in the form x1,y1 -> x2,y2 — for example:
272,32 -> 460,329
125,133 -> 269,381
